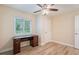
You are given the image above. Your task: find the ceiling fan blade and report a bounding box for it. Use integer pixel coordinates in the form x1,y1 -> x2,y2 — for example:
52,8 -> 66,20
49,8 -> 58,11
33,10 -> 41,13
37,4 -> 42,8
51,4 -> 55,6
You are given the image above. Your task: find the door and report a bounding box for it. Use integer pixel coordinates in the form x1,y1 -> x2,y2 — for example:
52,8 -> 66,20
43,17 -> 52,43
36,16 -> 52,45
75,16 -> 79,49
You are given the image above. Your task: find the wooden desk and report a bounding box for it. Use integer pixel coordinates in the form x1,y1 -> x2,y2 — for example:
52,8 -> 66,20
13,35 -> 38,54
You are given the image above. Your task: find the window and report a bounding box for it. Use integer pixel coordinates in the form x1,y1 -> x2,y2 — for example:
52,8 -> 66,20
14,17 -> 32,35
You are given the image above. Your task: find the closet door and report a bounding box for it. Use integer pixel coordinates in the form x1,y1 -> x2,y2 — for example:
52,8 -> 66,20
36,16 -> 52,45
75,16 -> 79,49
43,17 -> 52,43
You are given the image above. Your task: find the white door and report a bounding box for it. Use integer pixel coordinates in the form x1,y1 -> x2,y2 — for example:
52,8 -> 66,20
43,17 -> 52,43
36,16 -> 52,45
75,16 -> 79,49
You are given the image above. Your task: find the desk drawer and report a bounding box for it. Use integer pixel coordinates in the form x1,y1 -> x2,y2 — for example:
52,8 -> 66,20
33,36 -> 38,43
30,36 -> 38,47
13,39 -> 20,54
20,37 -> 32,42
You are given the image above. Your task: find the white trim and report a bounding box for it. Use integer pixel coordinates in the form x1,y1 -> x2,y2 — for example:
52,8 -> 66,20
0,48 -> 12,53
40,40 -> 53,46
40,42 -> 48,46
40,40 -> 74,47
0,44 -> 28,53
13,16 -> 32,36
52,40 -> 74,47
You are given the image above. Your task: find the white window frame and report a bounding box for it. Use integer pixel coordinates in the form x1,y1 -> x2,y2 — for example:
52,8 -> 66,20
13,16 -> 32,36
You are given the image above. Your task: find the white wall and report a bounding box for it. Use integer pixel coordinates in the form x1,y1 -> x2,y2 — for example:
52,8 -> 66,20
51,10 -> 79,47
0,5 -> 36,52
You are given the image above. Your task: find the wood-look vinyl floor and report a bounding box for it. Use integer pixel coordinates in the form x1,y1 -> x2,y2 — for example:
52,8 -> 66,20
17,42 -> 79,55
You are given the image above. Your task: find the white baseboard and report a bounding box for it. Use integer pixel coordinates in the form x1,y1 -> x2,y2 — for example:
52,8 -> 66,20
40,40 -> 53,46
0,44 -> 29,53
52,40 -> 74,47
0,48 -> 12,53
40,42 -> 47,46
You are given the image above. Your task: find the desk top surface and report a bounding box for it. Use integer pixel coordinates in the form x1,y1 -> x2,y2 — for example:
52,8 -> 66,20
13,35 -> 37,39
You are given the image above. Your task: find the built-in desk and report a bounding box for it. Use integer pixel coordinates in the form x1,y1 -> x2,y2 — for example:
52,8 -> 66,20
13,35 -> 38,54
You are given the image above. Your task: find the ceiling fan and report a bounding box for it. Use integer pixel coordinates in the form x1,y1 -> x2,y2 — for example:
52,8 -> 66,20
33,4 -> 58,15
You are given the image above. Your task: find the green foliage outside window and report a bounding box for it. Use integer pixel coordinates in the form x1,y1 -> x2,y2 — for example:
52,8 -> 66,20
24,20 -> 30,33
15,18 -> 31,35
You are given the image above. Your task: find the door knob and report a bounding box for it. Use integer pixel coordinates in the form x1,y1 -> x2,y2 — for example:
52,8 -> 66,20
75,33 -> 78,35
45,32 -> 47,33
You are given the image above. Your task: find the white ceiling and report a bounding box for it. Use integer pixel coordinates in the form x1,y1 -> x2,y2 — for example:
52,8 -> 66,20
4,4 -> 79,16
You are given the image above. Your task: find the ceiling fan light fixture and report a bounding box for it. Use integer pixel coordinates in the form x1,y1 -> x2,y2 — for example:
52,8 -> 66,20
47,4 -> 52,9
42,9 -> 49,15
33,4 -> 58,15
